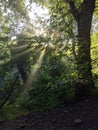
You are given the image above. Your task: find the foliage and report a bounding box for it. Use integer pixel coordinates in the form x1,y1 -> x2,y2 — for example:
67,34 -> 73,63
0,0 -> 98,121
25,48 -> 76,111
91,32 -> 98,87
28,81 -> 75,111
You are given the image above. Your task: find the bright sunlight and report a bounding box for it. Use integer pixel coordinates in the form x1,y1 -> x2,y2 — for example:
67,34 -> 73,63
24,47 -> 46,91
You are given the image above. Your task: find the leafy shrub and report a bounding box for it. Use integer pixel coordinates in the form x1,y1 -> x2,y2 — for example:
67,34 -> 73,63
26,50 -> 76,111
28,78 -> 75,111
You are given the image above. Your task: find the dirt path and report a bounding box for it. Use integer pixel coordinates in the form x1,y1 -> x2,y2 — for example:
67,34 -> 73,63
0,96 -> 98,130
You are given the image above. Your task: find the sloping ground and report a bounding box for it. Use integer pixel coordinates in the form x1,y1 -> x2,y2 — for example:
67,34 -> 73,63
0,96 -> 98,130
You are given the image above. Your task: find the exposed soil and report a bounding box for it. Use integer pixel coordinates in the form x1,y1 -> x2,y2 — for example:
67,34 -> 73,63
0,96 -> 98,130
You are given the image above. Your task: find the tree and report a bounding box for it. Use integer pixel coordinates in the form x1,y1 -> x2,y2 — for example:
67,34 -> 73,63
24,0 -> 97,96
64,0 -> 96,95
0,0 -> 97,105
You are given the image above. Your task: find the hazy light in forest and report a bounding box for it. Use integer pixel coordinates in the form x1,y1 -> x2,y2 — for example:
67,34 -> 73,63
12,44 -> 28,50
0,59 -> 10,65
13,48 -> 33,58
24,47 -> 46,91
0,46 -> 32,65
25,0 -> 50,36
27,2 -> 49,22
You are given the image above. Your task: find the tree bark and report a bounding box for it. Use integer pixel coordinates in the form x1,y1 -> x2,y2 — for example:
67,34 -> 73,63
77,0 -> 95,86
66,0 -> 96,95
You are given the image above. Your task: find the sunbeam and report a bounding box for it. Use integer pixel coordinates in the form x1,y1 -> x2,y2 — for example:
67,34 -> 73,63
13,48 -> 33,58
24,47 -> 46,91
12,44 -> 28,50
0,59 -> 10,65
0,47 -> 32,65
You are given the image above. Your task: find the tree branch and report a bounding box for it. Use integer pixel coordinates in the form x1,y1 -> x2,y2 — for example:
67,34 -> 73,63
64,0 -> 80,21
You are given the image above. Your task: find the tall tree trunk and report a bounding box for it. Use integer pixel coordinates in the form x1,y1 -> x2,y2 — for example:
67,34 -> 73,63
76,17 -> 94,95
66,0 -> 96,96
77,14 -> 94,87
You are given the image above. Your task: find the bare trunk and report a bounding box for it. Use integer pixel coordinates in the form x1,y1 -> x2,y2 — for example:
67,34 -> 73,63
66,0 -> 96,96
75,0 -> 96,97
76,17 -> 94,91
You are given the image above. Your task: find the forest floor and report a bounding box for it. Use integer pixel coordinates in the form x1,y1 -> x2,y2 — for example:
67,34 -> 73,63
0,96 -> 98,130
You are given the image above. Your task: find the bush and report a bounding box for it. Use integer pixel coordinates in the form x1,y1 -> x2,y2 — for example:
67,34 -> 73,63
28,78 -> 75,111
